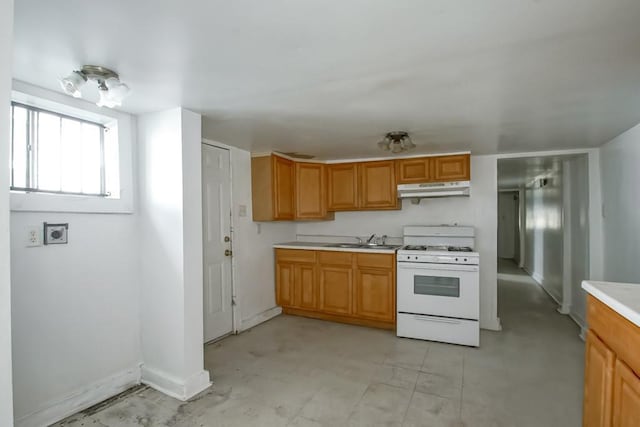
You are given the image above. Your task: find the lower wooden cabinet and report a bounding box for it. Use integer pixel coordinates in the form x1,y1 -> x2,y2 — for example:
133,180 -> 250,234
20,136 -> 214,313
275,248 -> 395,329
354,268 -> 394,322
319,266 -> 353,315
583,295 -> 640,427
584,330 -> 615,427
613,359 -> 640,426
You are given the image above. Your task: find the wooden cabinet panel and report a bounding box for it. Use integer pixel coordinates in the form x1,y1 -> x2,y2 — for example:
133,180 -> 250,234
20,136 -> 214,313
359,161 -> 397,209
319,266 -> 353,315
613,359 -> 640,427
295,162 -> 328,219
318,251 -> 353,266
433,154 -> 470,182
355,268 -> 394,322
276,262 -> 295,307
356,253 -> 394,269
273,156 -> 295,219
588,296 -> 640,377
397,157 -> 431,184
294,264 -> 317,310
276,249 -> 316,264
327,163 -> 359,211
584,330 -> 615,427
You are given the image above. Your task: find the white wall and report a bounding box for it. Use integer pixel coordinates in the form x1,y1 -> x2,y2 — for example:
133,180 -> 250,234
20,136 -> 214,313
10,213 -> 141,426
225,145 -> 296,330
600,123 -> 640,284
138,108 -> 210,400
9,91 -> 141,425
1,1 -> 14,425
523,168 -> 564,304
564,155 -> 590,327
296,155 -> 501,331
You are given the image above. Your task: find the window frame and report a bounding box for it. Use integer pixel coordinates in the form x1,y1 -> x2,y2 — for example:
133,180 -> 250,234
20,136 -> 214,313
10,101 -> 110,198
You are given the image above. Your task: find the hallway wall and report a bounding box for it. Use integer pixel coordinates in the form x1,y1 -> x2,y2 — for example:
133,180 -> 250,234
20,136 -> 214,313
523,166 -> 564,304
600,122 -> 640,284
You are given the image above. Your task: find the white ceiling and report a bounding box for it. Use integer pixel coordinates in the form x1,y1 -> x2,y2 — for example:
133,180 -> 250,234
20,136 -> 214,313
12,0 -> 640,159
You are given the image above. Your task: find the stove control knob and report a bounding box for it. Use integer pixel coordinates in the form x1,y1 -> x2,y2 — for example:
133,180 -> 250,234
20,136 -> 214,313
455,257 -> 459,261
464,258 -> 468,262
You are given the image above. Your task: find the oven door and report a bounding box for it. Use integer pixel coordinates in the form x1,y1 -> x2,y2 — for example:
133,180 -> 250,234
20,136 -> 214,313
397,262 -> 479,320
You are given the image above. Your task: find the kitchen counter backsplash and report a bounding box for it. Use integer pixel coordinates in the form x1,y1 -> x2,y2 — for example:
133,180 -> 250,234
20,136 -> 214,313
295,233 -> 403,246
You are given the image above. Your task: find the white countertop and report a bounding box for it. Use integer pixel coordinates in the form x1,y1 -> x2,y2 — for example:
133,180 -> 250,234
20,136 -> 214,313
582,280 -> 640,327
273,241 -> 399,254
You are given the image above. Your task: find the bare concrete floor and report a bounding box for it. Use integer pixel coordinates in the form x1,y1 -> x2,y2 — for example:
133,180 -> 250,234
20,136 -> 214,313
55,259 -> 584,426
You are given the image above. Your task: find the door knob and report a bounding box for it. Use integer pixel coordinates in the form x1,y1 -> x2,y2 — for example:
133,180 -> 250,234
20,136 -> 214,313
224,249 -> 233,257
224,236 -> 231,242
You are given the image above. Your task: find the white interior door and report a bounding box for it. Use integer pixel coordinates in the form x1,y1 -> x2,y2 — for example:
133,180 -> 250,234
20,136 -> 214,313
202,144 -> 233,343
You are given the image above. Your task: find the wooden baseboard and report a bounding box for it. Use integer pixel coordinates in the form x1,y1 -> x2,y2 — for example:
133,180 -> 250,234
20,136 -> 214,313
282,307 -> 395,330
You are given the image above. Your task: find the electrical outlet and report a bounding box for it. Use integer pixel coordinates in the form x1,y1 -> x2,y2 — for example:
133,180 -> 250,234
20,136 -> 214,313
44,222 -> 69,245
26,226 -> 41,247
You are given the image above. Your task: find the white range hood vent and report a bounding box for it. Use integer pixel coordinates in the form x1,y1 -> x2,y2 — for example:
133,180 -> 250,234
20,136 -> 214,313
397,181 -> 470,200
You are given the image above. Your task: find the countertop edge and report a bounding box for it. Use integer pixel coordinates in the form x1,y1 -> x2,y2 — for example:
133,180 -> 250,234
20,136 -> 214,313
582,280 -> 640,328
273,243 -> 398,254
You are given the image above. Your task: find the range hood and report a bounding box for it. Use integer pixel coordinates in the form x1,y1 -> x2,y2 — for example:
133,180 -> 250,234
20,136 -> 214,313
397,181 -> 470,199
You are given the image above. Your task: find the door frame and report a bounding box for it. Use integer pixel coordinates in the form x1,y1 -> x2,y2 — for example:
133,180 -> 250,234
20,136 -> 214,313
202,139 -> 240,335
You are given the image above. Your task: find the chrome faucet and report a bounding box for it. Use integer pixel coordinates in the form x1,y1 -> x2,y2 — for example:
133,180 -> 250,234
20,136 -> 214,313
366,234 -> 377,244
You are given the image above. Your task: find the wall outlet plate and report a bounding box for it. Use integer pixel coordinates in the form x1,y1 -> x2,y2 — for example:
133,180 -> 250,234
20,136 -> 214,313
44,222 -> 69,245
26,226 -> 42,247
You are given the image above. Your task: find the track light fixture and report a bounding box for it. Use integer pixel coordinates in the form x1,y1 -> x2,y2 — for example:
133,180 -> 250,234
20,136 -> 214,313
60,65 -> 130,108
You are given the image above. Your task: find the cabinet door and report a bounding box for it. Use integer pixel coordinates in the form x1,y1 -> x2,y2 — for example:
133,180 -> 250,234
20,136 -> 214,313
584,330 -> 615,427
276,262 -> 295,307
397,157 -> 431,184
433,154 -> 470,182
612,359 -> 640,427
354,268 -> 394,322
273,156 -> 295,219
319,266 -> 353,315
359,161 -> 397,209
295,162 -> 327,219
294,263 -> 318,310
327,163 -> 359,210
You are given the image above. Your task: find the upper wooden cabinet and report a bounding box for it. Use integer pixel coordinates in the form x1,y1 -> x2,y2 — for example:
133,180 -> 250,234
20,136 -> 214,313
295,162 -> 330,220
327,163 -> 359,211
252,155 -> 295,221
396,157 -> 432,184
397,154 -> 470,184
252,152 -> 471,220
433,154 -> 470,182
327,161 -> 398,211
359,161 -> 397,209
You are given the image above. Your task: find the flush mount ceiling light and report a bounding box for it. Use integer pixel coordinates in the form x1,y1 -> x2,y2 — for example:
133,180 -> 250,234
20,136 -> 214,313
59,65 -> 131,108
377,131 -> 416,154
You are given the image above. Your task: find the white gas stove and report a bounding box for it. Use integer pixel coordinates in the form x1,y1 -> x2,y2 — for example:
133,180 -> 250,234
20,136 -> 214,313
396,226 -> 480,347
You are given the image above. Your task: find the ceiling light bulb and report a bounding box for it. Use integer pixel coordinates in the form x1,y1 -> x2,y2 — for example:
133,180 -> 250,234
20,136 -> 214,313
391,143 -> 404,154
59,71 -> 86,98
378,141 -> 390,151
96,85 -> 121,108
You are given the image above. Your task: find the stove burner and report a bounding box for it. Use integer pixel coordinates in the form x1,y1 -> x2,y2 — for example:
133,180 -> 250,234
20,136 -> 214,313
402,245 -> 474,252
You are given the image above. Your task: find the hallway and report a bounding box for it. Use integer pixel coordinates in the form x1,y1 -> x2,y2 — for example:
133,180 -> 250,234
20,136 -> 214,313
54,259 -> 585,427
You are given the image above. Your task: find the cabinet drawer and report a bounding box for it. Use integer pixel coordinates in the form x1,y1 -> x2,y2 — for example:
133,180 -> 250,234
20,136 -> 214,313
356,253 -> 394,269
275,249 -> 317,263
318,251 -> 353,266
588,295 -> 640,377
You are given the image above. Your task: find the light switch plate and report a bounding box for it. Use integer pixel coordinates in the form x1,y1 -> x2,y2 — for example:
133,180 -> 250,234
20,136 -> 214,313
44,222 -> 69,245
238,204 -> 247,217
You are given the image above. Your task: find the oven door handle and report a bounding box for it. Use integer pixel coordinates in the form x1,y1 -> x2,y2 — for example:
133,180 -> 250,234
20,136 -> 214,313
411,314 -> 462,324
397,262 -> 479,272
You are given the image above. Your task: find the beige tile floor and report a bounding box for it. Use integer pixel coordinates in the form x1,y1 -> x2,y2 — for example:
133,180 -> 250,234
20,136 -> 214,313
55,259 -> 584,426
